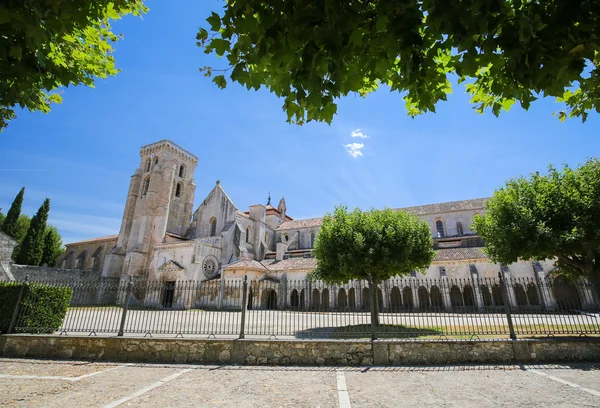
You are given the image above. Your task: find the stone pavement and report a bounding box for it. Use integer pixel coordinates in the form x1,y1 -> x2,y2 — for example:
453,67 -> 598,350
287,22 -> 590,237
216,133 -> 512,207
0,358 -> 599,407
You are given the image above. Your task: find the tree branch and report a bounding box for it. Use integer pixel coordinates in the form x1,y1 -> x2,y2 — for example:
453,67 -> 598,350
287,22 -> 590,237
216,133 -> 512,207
557,255 -> 586,272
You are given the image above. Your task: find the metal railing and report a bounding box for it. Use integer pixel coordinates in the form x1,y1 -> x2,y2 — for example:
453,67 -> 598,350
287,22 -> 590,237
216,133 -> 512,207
6,275 -> 600,340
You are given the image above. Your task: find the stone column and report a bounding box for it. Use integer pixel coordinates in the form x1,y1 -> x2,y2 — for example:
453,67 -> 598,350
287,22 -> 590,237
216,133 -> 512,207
441,277 -> 453,312
576,281 -> 596,309
471,274 -> 485,311
411,280 -> 420,310
535,272 -> 556,311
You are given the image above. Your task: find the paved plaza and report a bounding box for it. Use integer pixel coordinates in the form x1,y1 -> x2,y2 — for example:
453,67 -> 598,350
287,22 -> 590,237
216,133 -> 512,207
1,358 -> 599,407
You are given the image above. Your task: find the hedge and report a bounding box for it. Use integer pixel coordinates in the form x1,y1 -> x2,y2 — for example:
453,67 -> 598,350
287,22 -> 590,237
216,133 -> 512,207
0,282 -> 73,334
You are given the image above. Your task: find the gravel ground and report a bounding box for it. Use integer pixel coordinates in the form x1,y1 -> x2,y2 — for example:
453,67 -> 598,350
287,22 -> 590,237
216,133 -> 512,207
0,359 -> 599,407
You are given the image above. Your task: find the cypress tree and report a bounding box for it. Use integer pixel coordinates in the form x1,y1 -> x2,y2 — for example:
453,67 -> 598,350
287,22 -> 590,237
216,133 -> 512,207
41,226 -> 63,267
17,198 -> 50,265
1,187 -> 24,238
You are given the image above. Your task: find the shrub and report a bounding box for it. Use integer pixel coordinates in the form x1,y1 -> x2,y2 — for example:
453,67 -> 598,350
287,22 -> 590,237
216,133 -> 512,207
0,282 -> 73,334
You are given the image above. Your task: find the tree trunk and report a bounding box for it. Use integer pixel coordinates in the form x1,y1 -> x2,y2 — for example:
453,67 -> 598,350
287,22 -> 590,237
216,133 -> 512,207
588,272 -> 600,303
368,277 -> 380,327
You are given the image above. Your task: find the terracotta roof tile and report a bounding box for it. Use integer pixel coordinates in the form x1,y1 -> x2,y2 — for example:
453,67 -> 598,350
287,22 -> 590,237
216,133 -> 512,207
65,235 -> 118,246
276,198 -> 488,231
434,247 -> 488,262
224,258 -> 268,270
261,257 -> 317,271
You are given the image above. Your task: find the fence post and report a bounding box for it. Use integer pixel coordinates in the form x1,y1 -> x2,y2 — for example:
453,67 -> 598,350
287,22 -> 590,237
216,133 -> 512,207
499,272 -> 517,340
7,276 -> 29,334
368,275 -> 377,341
118,275 -> 133,337
239,275 -> 248,339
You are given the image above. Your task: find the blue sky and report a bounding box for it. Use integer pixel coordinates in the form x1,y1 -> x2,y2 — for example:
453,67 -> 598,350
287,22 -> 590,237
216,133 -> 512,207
1,0 -> 599,244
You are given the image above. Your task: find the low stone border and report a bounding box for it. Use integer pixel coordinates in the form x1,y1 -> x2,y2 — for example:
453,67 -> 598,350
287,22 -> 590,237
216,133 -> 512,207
1,335 -> 599,365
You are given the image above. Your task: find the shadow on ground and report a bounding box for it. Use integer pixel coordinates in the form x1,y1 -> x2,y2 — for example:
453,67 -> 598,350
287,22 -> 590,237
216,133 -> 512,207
295,324 -> 442,339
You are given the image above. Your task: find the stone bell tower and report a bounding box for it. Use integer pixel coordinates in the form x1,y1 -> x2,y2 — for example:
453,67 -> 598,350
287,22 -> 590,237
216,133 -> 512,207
103,140 -> 198,279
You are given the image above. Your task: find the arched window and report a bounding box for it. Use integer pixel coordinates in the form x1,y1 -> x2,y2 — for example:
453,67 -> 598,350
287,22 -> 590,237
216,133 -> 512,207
209,217 -> 217,237
456,222 -> 463,236
246,226 -> 252,243
179,164 -> 185,178
175,182 -> 182,198
435,219 -> 445,238
310,232 -> 315,248
153,156 -> 159,168
145,159 -> 151,172
142,176 -> 150,197
75,250 -> 87,270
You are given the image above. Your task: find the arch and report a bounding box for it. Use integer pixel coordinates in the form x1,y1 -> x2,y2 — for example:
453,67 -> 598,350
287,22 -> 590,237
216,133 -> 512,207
246,226 -> 252,243
299,289 -> 306,308
62,250 -> 75,269
435,219 -> 445,238
450,286 -> 463,307
361,287 -> 370,310
175,182 -> 182,198
209,217 -> 217,237
145,158 -> 151,172
90,246 -> 103,272
261,289 -> 277,310
491,285 -> 504,306
480,285 -> 493,307
142,176 -> 150,197
348,288 -> 356,309
526,283 -> 540,306
553,276 -> 582,310
321,288 -> 330,310
337,288 -> 348,308
390,287 -> 402,311
311,288 -> 320,309
463,285 -> 476,307
513,284 -> 528,307
74,250 -> 87,270
153,156 -> 159,168
456,222 -> 464,236
402,287 -> 414,309
418,286 -> 430,310
178,164 -> 185,178
290,289 -> 299,309
430,286 -> 443,310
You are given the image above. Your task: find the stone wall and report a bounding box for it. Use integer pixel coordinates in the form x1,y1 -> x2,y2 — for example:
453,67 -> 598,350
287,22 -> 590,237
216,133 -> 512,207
1,335 -> 599,366
8,265 -> 102,282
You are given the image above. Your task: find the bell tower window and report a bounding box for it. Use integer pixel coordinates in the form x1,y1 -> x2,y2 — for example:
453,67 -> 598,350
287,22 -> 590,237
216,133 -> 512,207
175,183 -> 182,198
179,165 -> 185,178
142,176 -> 150,197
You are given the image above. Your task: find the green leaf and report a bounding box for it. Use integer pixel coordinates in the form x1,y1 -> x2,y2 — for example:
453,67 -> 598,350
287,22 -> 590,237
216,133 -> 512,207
211,38 -> 230,57
207,12 -> 221,31
212,75 -> 227,89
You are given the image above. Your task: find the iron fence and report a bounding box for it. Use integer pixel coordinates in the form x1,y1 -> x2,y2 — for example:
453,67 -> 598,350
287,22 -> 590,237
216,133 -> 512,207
6,274 -> 600,340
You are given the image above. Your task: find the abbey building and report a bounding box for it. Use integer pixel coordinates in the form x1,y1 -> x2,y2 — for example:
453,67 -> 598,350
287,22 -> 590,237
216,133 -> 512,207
56,139 -> 553,281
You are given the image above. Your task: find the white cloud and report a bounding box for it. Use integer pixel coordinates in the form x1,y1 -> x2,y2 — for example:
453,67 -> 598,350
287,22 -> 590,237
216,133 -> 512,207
351,129 -> 369,139
344,143 -> 365,159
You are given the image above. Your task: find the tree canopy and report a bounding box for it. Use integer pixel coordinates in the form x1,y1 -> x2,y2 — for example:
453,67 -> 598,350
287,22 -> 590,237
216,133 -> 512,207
1,187 -> 24,238
1,0 -> 147,131
312,206 -> 434,283
198,0 -> 600,125
16,198 -> 50,266
472,158 -> 600,289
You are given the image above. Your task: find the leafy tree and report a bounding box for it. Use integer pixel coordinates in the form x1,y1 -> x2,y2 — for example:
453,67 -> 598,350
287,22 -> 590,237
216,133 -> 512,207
11,214 -> 32,262
40,226 -> 64,267
312,206 -> 434,325
16,199 -> 50,266
198,1 -> 600,125
0,212 -> 5,228
1,187 -> 24,238
472,158 -> 600,296
1,1 -> 147,131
